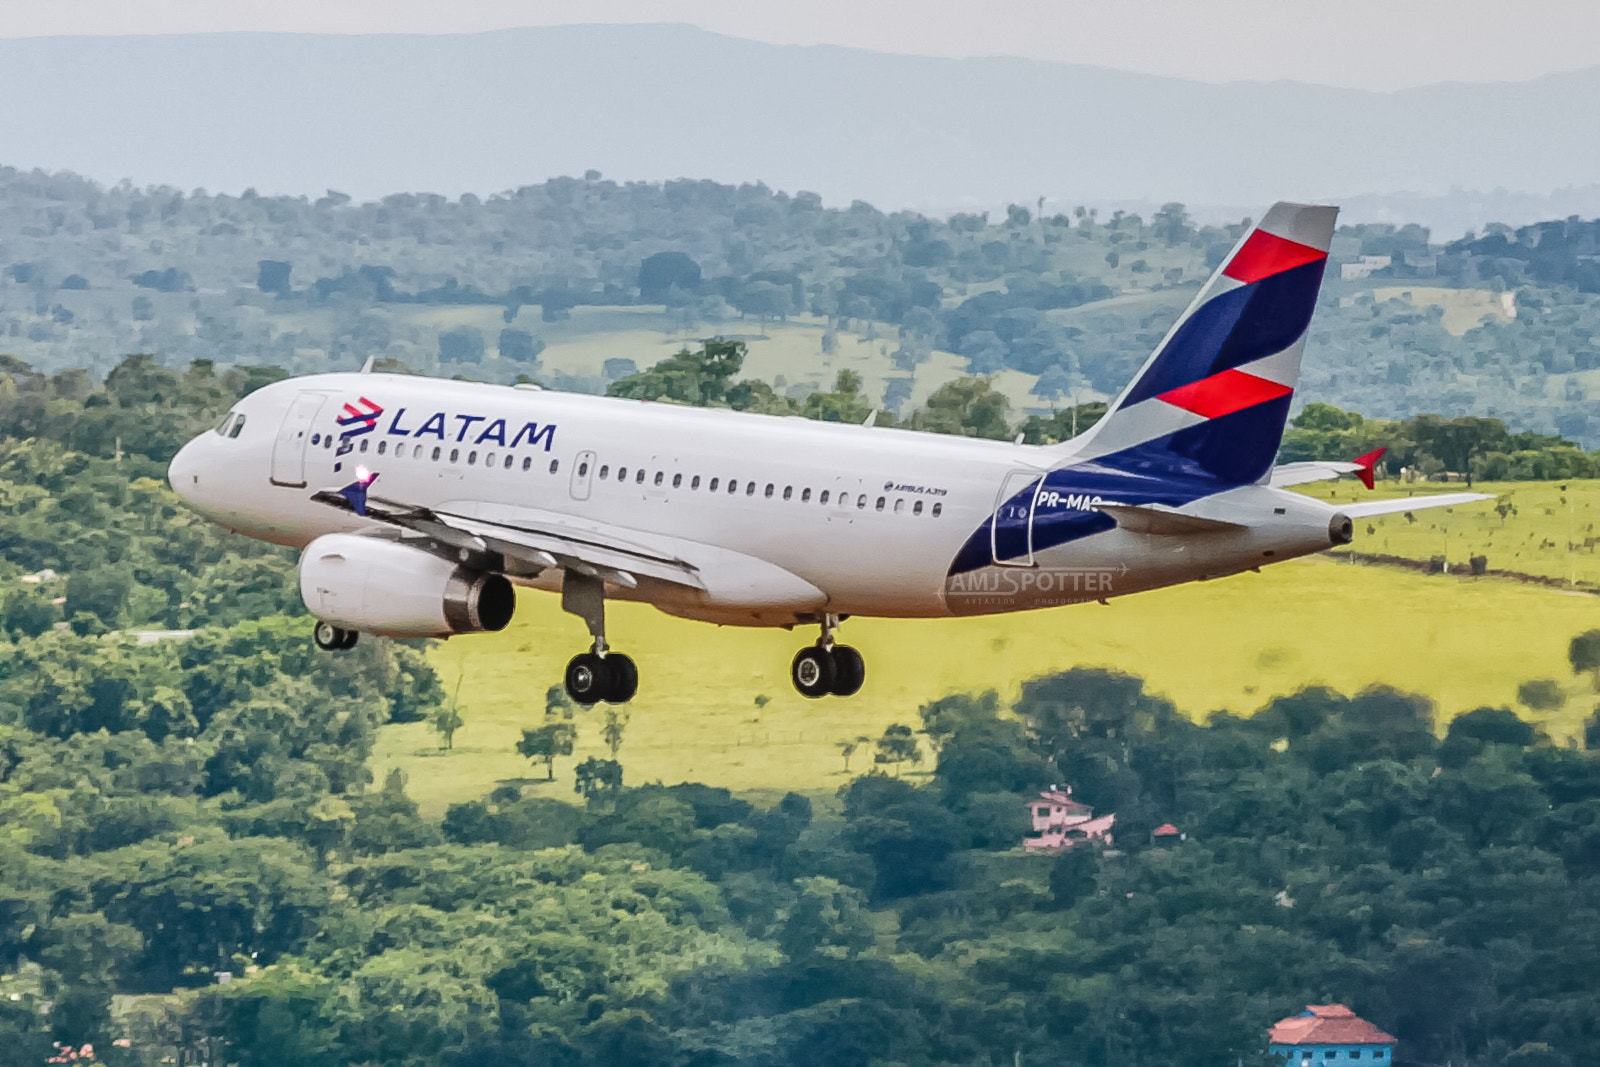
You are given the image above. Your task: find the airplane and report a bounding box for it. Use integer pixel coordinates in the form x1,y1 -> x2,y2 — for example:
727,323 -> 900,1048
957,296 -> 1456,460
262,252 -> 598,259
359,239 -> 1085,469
168,201 -> 1491,706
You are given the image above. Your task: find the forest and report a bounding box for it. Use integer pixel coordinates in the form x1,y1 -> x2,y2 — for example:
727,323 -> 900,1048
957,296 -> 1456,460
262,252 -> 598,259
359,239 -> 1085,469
1,167 -> 1599,442
0,357 -> 1598,1066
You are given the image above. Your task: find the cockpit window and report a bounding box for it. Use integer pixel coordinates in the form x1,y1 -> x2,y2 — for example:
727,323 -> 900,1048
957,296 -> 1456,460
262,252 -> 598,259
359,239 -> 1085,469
228,415 -> 246,439
214,412 -> 233,435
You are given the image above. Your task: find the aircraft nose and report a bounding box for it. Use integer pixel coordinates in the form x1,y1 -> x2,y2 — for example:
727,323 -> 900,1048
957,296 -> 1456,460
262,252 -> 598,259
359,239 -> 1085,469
168,437 -> 204,505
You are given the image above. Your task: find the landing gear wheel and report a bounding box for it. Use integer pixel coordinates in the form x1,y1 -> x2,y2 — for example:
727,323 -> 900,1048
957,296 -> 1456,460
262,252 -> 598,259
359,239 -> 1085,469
605,653 -> 638,704
565,652 -> 608,706
791,646 -> 838,699
830,645 -> 865,697
313,620 -> 356,652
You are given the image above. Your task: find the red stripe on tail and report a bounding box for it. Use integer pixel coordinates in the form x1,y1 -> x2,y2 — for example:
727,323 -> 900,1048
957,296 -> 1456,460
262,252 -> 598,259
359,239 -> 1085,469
1158,368 -> 1292,419
1222,229 -> 1327,284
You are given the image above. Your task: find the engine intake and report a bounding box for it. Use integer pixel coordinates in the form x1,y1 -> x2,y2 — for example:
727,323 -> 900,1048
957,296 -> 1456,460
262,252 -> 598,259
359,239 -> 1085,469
298,533 -> 515,637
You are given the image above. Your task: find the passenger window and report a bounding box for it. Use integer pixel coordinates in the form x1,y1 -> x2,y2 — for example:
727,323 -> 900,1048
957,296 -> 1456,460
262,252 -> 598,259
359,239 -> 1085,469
672,473 -> 682,488
932,502 -> 943,517
377,440 -> 387,456
359,439 -> 368,453
858,495 -> 867,510
746,482 -> 756,496
229,416 -> 246,439
764,483 -> 774,498
485,451 -> 495,465
801,488 -> 811,502
311,433 -> 321,445
820,490 -> 830,505
709,477 -> 720,492
636,469 -> 646,484
876,497 -> 886,511
783,486 -> 793,500
913,500 -> 923,515
618,466 -> 627,481
691,475 -> 701,490
325,435 -> 333,449
728,480 -> 737,494
523,456 -> 532,471
578,461 -> 589,476
894,499 -> 904,513
549,459 -> 559,474
432,447 -> 442,461
599,465 -> 610,480
468,451 -> 478,465
655,471 -> 665,487
504,455 -> 513,470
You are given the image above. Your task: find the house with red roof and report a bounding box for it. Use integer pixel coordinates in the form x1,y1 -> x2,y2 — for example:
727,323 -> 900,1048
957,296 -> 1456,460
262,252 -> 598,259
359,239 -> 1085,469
1022,787 -> 1114,851
1269,1004 -> 1395,1066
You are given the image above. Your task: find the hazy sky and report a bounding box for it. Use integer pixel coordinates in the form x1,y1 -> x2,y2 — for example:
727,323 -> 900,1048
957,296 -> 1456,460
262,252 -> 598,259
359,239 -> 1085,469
1,0 -> 1595,92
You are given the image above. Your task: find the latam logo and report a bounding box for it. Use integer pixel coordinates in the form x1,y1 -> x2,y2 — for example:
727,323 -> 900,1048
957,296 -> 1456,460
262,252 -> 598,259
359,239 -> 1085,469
337,397 -> 384,439
378,406 -> 558,451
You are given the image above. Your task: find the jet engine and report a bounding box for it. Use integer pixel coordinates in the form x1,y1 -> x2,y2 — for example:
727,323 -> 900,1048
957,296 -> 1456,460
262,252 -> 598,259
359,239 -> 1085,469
1328,513 -> 1354,546
298,533 -> 515,637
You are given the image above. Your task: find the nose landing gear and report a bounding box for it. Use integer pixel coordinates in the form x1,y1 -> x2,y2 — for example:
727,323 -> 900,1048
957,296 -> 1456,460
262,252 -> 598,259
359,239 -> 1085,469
790,614 -> 865,698
312,620 -> 359,651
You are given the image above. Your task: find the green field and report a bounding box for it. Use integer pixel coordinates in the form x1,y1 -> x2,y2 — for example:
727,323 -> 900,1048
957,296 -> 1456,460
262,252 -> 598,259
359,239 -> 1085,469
376,550 -> 1600,816
1301,478 -> 1600,586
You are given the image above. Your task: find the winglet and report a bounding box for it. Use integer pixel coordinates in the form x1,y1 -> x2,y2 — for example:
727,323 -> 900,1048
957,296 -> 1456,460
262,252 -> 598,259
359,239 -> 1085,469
359,355 -> 375,374
1353,447 -> 1386,490
336,468 -> 379,517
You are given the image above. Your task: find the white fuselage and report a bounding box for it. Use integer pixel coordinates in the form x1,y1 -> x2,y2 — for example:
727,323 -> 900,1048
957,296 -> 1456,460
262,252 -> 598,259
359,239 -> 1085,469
169,372 -> 1344,628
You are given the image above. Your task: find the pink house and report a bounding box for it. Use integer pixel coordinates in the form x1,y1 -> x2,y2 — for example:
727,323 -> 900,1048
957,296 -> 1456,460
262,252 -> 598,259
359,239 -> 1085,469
1023,787 -> 1115,851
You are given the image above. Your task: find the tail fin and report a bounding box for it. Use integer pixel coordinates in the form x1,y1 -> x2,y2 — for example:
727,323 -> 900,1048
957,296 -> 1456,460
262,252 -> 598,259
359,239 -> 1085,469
1069,201 -> 1338,486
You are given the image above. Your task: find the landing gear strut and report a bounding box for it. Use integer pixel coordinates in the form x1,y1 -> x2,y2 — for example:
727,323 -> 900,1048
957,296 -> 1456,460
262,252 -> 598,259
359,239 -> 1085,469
790,614 -> 865,698
313,620 -> 358,651
560,570 -> 637,705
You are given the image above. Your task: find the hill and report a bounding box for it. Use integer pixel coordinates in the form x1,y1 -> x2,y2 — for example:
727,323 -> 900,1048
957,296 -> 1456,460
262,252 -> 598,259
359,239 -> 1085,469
0,26 -> 1595,219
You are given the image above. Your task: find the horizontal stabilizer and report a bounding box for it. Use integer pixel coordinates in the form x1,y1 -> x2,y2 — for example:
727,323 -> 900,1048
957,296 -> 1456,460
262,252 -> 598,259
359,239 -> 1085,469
1269,447 -> 1387,489
1340,492 -> 1493,519
1094,503 -> 1246,536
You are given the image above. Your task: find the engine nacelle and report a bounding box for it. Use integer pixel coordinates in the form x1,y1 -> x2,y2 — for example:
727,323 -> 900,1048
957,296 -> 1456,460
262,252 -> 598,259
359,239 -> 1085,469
298,533 -> 515,638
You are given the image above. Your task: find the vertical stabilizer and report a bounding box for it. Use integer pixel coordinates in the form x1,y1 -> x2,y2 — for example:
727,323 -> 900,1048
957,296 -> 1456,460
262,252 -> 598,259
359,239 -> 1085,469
1065,201 -> 1338,486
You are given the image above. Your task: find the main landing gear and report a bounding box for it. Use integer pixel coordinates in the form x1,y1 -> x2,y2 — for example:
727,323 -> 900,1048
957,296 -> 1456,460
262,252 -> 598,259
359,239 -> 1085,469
313,620 -> 359,651
560,570 -> 637,705
790,614 -> 865,699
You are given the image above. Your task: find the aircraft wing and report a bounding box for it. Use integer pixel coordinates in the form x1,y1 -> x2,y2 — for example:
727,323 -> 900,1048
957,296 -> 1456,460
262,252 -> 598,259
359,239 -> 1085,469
311,478 -> 704,592
1269,461 -> 1365,488
1270,447 -> 1387,489
1338,492 -> 1494,520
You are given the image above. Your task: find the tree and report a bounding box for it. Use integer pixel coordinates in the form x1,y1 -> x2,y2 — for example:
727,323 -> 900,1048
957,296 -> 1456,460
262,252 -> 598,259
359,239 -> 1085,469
517,722 -> 575,781
430,702 -> 463,751
437,326 -> 485,364
1516,678 -> 1566,713
256,260 -> 292,297
574,756 -> 623,799
602,705 -> 630,758
497,328 -> 543,364
1571,630 -> 1600,689
873,724 -> 921,776
638,251 -> 702,303
836,736 -> 870,774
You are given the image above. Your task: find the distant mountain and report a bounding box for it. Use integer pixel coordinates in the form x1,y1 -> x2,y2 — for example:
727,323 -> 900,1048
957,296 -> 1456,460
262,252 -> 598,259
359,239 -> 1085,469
1,25 -> 1595,229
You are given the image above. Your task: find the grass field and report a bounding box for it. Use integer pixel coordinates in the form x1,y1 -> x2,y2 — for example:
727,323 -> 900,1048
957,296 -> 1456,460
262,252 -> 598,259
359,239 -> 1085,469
1299,479 -> 1600,586
1370,286 -> 1514,336
375,551 -> 1600,816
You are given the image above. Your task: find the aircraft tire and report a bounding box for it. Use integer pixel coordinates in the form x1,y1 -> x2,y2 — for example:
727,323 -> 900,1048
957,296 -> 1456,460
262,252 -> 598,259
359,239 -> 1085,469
314,620 -> 348,651
791,646 -> 837,699
565,652 -> 608,706
830,645 -> 865,697
338,628 -> 360,650
605,653 -> 638,704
